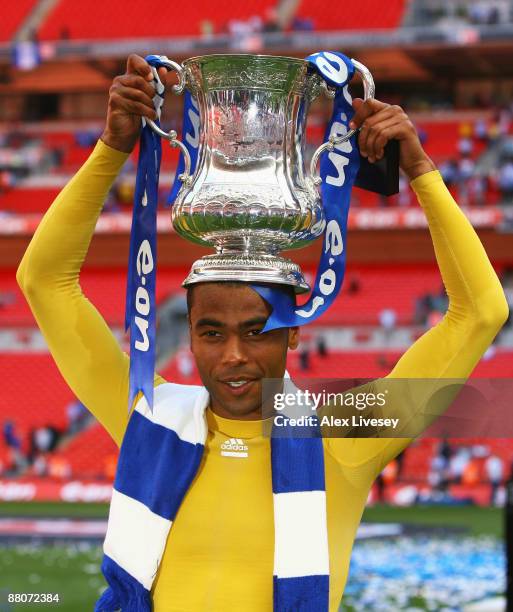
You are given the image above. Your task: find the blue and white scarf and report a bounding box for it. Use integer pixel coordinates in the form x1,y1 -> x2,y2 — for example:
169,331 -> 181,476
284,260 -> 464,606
95,381 -> 328,611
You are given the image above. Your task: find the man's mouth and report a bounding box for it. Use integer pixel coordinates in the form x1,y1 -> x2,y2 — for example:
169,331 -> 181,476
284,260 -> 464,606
226,380 -> 248,388
219,377 -> 258,395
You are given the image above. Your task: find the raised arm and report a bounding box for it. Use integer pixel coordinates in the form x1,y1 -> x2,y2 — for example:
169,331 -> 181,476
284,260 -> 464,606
16,55 -> 168,446
325,100 -> 509,471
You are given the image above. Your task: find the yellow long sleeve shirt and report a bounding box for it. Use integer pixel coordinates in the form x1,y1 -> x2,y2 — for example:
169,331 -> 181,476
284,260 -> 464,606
16,140 -> 508,611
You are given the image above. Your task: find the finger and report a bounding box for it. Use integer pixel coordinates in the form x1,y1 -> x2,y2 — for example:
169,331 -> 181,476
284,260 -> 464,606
126,54 -> 153,81
358,106 -> 397,157
111,95 -> 157,120
114,85 -> 156,114
156,66 -> 168,86
352,97 -> 365,115
116,74 -> 155,100
363,116 -> 404,162
359,109 -> 401,158
366,120 -> 418,163
350,98 -> 390,130
360,104 -> 397,129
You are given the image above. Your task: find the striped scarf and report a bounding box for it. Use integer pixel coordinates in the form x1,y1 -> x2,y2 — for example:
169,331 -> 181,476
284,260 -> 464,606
95,380 -> 329,611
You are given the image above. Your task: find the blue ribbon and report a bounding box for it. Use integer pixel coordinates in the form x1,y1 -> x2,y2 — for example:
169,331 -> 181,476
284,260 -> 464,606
125,55 -> 169,413
254,52 -> 360,330
168,91 -> 200,205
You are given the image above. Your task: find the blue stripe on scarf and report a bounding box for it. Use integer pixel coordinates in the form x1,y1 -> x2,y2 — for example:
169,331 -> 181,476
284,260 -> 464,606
271,436 -> 325,493
273,575 -> 330,611
95,554 -> 151,612
115,410 -> 204,520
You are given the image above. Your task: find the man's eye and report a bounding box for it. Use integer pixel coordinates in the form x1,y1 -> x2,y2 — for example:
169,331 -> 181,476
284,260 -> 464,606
247,329 -> 263,336
204,330 -> 221,337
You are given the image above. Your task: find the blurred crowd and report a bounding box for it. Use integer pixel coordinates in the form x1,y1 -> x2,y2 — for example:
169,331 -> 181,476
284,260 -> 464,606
414,0 -> 512,26
372,440 -> 511,507
0,131 -> 51,193
428,439 -> 510,506
0,128 -> 100,198
5,104 -> 513,212
1,399 -> 92,479
438,106 -> 513,206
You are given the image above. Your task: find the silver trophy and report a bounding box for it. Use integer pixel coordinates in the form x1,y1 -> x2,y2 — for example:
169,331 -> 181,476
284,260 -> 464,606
147,54 -> 374,292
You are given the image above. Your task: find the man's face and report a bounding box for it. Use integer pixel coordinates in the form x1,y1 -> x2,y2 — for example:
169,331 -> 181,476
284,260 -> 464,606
188,283 -> 299,420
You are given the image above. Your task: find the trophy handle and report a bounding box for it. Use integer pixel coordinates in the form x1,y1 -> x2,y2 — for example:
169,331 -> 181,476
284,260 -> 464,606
144,57 -> 192,186
309,59 -> 375,186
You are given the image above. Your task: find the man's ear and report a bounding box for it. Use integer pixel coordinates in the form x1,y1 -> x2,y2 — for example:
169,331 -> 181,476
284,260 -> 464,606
288,326 -> 299,350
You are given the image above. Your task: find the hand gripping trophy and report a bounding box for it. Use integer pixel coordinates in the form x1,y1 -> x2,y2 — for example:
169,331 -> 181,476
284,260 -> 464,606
17,47 -> 507,611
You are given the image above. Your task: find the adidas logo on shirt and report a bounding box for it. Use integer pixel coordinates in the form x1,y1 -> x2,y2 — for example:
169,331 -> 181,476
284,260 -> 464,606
220,438 -> 248,458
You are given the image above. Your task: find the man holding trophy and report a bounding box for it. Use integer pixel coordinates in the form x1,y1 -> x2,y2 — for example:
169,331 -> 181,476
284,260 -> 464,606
17,52 -> 508,611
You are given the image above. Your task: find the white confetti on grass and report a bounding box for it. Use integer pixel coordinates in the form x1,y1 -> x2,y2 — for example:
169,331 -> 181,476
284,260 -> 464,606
342,536 -> 504,611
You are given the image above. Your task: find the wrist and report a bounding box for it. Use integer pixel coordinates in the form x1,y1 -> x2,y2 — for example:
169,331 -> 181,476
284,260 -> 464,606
100,129 -> 137,154
403,157 -> 437,182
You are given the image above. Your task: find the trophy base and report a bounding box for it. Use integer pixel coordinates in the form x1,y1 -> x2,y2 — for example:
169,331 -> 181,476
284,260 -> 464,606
182,254 -> 310,294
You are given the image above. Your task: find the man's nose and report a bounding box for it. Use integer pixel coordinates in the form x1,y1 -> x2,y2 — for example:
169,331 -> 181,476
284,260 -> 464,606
221,335 -> 248,366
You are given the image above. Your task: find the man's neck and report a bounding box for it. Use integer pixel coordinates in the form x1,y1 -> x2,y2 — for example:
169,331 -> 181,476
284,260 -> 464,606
209,402 -> 264,421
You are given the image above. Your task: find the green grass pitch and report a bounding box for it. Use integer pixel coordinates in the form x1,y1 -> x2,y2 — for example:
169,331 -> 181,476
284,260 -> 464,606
0,502 -> 503,611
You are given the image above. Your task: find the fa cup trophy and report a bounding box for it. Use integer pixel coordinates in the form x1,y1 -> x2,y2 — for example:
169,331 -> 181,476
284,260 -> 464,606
144,53 -> 374,292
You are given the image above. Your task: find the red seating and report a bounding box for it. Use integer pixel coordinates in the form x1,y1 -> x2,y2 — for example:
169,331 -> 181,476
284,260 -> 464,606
40,132 -> 77,148
0,270 -> 39,327
400,438 -> 436,481
295,0 -> 406,31
40,0 -> 276,40
0,354 -> 73,457
0,0 -> 35,42
5,263 -> 498,328
0,352 -> 117,478
0,188 -> 61,214
3,346 -> 510,479
78,268 -> 186,325
4,263 -> 507,328
415,120 -> 486,162
310,264 -> 444,326
467,349 -> 513,376
60,144 -> 95,171
0,267 -> 187,327
54,424 -> 118,479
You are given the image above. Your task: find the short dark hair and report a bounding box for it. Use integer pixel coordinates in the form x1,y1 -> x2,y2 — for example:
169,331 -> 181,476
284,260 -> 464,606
186,281 -> 296,315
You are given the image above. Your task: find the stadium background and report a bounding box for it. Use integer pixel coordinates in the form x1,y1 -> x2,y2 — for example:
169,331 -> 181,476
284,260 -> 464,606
1,0 -> 513,609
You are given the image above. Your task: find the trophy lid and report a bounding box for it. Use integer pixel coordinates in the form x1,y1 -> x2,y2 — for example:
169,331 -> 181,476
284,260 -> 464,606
183,53 -> 309,67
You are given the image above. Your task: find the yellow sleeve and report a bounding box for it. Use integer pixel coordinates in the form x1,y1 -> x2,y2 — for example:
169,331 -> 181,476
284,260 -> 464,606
16,140 -> 167,447
326,170 -> 509,473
